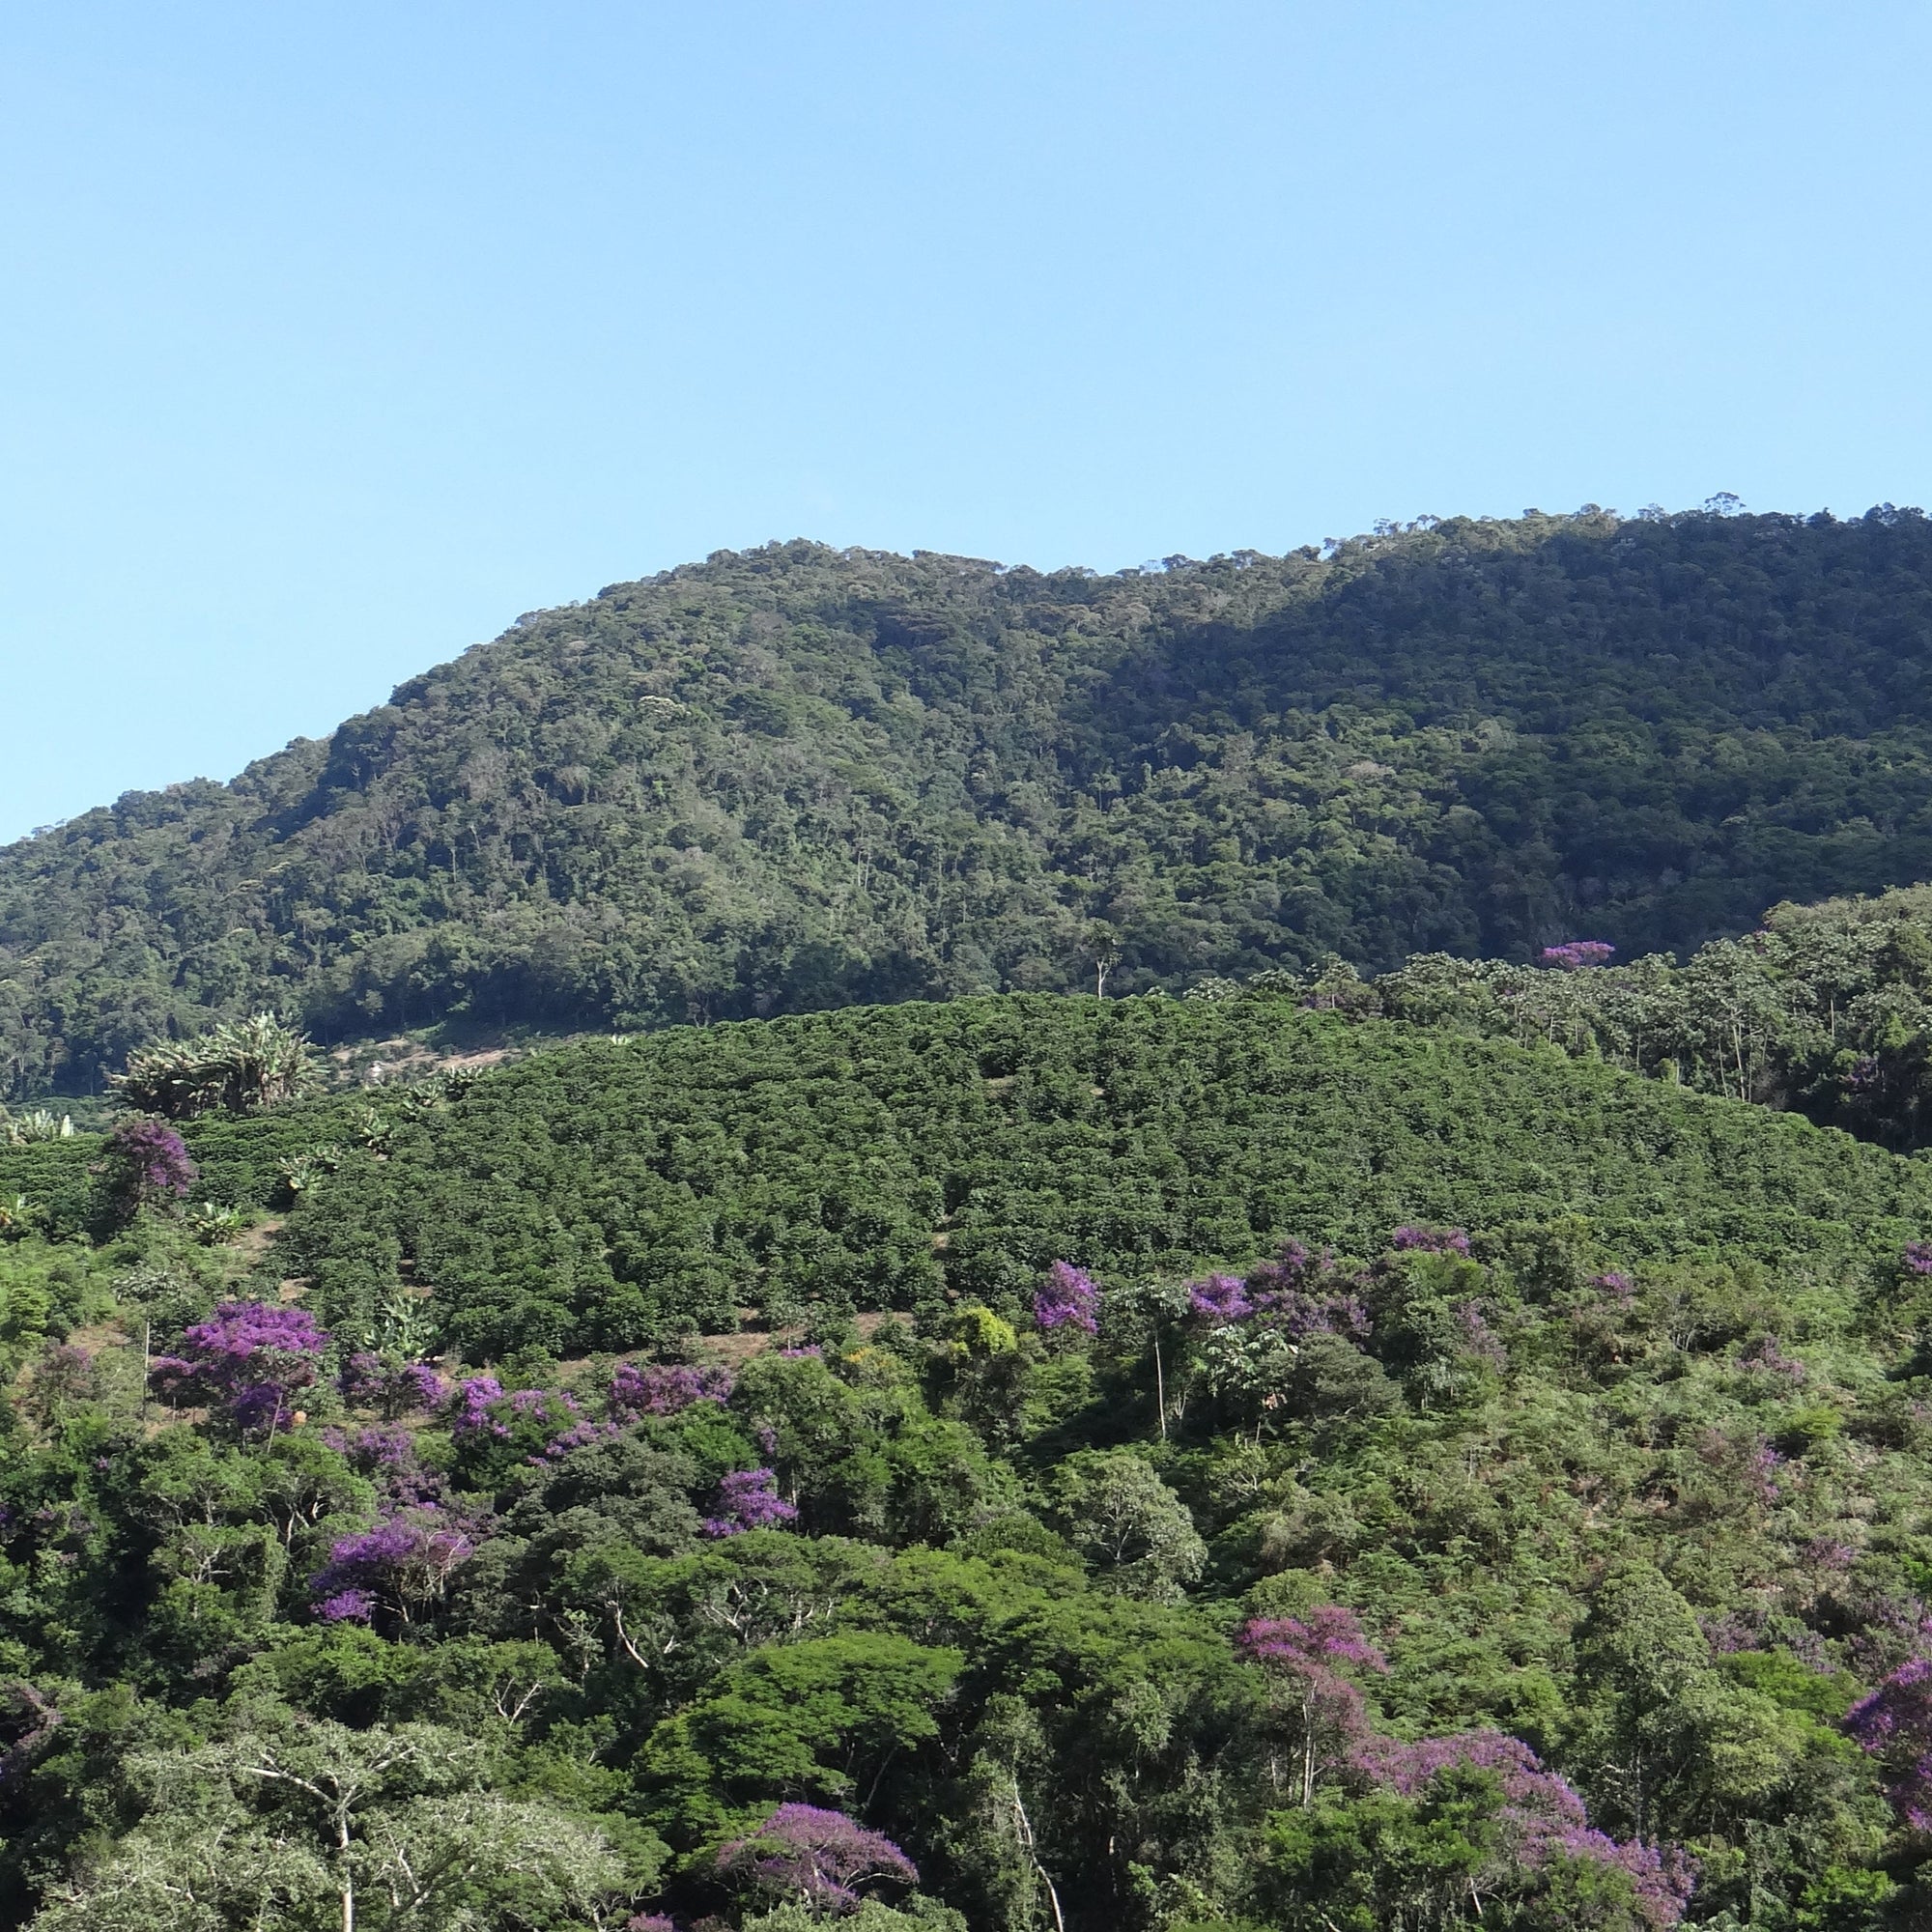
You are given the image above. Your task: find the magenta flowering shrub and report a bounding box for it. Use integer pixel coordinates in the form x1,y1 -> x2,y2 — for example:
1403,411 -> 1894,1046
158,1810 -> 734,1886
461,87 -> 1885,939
1592,1270 -> 1637,1300
448,1375 -> 505,1433
702,1467 -> 799,1538
609,1360 -> 735,1419
309,1507 -> 475,1627
149,1300 -> 328,1434
1453,1299 -> 1508,1368
102,1119 -> 197,1218
717,1803 -> 917,1912
1846,1657 -> 1932,1827
1034,1261 -> 1100,1334
1346,1729 -> 1693,1927
1540,940 -> 1616,969
1904,1240 -> 1932,1276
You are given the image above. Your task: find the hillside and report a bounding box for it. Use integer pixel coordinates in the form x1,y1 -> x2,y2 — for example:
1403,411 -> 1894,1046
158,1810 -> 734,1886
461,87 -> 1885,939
12,504 -> 1932,1098
8,993 -> 1930,1358
7,995 -> 1932,1925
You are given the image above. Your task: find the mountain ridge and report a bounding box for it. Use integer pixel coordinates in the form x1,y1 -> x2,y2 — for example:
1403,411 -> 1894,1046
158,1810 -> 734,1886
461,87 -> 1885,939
11,504 -> 1932,1097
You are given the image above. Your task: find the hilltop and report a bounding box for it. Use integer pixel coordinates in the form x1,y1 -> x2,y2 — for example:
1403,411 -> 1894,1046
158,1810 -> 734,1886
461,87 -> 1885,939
12,504 -> 1932,1097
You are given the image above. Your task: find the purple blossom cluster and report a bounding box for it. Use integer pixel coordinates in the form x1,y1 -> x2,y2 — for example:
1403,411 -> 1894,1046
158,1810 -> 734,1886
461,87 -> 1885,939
319,1425 -> 447,1508
1540,940 -> 1616,970
310,1507 -> 476,1625
702,1467 -> 799,1538
1239,1609 -> 1388,1800
1240,1606 -> 1388,1675
1735,1336 -> 1807,1384
532,1416 -> 620,1463
1592,1270 -> 1636,1301
1232,1614 -> 1690,1922
103,1119 -> 197,1212
1801,1536 -> 1859,1572
1391,1225 -> 1472,1256
339,1352 -> 447,1415
150,1300 -> 328,1434
1187,1273 -> 1251,1321
716,1804 -> 917,1913
1847,1657 -> 1932,1828
609,1360 -> 736,1418
1034,1261 -> 1100,1335
1179,1242 -> 1369,1340
447,1375 -> 506,1434
1904,1240 -> 1932,1276
1453,1298 -> 1508,1368
1346,1730 -> 1692,1926
445,1378 -> 624,1466
1746,1439 -> 1787,1503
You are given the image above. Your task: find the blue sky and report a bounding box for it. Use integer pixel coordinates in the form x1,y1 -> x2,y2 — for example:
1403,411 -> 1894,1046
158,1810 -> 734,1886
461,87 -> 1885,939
4,2 -> 1929,841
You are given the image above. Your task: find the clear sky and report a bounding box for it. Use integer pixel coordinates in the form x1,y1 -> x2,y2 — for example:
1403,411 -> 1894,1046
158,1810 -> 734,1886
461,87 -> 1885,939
4,1 -> 1929,842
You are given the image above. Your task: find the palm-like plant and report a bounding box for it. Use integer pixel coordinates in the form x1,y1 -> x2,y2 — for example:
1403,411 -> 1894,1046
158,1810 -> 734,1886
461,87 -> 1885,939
114,1013 -> 321,1119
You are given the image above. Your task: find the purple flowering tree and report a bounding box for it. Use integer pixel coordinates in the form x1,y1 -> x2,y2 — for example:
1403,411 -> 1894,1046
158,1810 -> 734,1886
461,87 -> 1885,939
309,1507 -> 476,1627
1240,1608 -> 1389,1805
1846,1656 -> 1932,1827
1541,940 -> 1616,969
1735,1336 -> 1807,1384
101,1119 -> 197,1220
1346,1729 -> 1693,1927
1904,1240 -> 1932,1277
339,1351 -> 447,1417
445,1378 -> 606,1474
1187,1273 -> 1253,1322
1034,1261 -> 1100,1336
716,1804 -> 917,1913
149,1299 -> 328,1435
609,1360 -> 735,1419
702,1467 -> 799,1538
319,1424 -> 448,1509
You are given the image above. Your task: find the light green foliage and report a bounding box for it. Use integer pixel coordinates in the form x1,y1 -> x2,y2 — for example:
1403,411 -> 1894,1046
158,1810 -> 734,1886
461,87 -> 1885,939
741,1903 -> 968,1932
1046,1451 -> 1206,1601
28,1715 -> 635,1932
113,1014 -> 320,1121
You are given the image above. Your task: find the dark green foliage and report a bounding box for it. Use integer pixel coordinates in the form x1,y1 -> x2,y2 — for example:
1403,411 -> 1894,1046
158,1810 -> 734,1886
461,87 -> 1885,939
224,993 -> 1932,1356
1227,880 -> 1932,1154
17,507 -> 1932,1098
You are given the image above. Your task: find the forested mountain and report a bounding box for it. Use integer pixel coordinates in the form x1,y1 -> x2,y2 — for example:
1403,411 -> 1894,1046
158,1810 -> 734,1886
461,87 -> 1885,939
10,993 -> 1932,1927
13,503 -> 1932,1099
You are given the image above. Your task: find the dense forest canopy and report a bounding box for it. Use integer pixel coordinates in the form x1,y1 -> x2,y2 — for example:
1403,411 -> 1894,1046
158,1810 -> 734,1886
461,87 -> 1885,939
9,992 -> 1932,1926
12,503 -> 1932,1098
